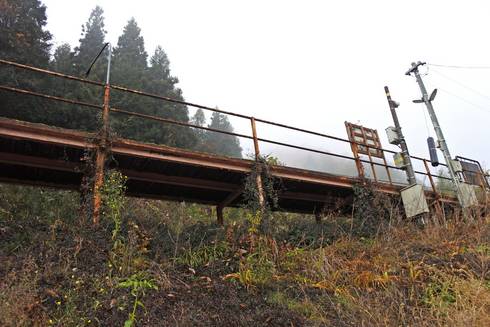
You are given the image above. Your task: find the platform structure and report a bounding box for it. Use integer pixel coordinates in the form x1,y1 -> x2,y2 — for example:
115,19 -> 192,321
0,59 -> 470,223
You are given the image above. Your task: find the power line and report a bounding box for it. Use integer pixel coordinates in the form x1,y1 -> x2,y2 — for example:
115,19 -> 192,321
438,88 -> 490,114
428,63 -> 490,69
430,68 -> 490,102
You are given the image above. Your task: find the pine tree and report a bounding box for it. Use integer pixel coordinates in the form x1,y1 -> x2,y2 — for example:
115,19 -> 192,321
110,18 -> 151,141
191,108 -> 206,148
191,109 -> 206,127
69,6 -> 108,131
52,43 -> 75,74
143,46 -> 196,148
0,0 -> 52,123
205,111 -> 242,158
73,6 -> 107,80
0,0 -> 52,66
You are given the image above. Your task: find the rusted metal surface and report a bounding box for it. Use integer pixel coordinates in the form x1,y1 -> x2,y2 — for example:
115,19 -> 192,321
0,85 -> 102,110
0,59 -> 450,170
345,122 -> 384,158
0,59 -> 105,86
111,107 -> 252,140
0,59 -> 468,217
345,122 -> 365,179
456,156 -> 489,189
251,117 -> 266,212
0,118 -> 460,213
111,84 -> 252,120
423,159 -> 438,194
92,85 -> 111,225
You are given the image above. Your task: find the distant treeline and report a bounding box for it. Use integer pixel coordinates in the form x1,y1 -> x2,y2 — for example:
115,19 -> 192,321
0,1 -> 242,158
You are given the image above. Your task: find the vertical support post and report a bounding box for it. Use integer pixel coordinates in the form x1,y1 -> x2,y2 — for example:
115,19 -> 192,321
250,117 -> 266,210
216,205 -> 224,225
92,44 -> 112,225
424,158 -> 444,222
92,84 -> 110,225
423,159 -> 437,194
360,126 -> 378,182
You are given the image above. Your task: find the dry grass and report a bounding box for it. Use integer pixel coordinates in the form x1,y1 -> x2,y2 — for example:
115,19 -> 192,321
0,183 -> 489,326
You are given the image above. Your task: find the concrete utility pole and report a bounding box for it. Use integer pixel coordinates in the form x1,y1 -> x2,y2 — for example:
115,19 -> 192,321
384,86 -> 417,185
405,61 -> 467,208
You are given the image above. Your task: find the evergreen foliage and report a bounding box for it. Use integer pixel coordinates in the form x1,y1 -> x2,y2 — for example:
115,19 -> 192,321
0,0 -> 52,123
202,111 -> 242,158
0,2 -> 242,157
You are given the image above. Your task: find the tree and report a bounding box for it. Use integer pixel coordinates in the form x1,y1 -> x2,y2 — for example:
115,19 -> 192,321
0,0 -> 51,67
65,6 -> 108,131
143,46 -> 196,148
52,43 -> 75,74
0,0 -> 52,123
204,111 -> 242,158
73,6 -> 107,80
191,109 -> 206,127
190,108 -> 206,148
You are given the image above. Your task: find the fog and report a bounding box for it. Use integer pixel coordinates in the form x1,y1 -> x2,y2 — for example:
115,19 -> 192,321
43,0 -> 490,174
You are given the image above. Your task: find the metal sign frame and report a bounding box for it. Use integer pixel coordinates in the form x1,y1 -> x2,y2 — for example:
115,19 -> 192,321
345,122 -> 392,184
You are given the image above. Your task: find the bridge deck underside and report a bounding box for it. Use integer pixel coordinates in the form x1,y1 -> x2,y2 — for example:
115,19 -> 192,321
0,118 -> 450,214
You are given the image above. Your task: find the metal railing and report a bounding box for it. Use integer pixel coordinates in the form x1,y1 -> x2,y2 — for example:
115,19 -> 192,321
0,58 -> 465,200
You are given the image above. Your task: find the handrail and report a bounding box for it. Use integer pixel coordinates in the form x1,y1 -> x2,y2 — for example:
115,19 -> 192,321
0,58 -> 447,166
0,59 -> 456,187
0,59 -> 105,87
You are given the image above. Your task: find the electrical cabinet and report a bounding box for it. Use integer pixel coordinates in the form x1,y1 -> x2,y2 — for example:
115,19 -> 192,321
385,126 -> 400,145
401,184 -> 429,218
459,183 -> 478,208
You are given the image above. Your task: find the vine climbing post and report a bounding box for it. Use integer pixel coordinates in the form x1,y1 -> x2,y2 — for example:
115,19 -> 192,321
92,43 -> 112,225
250,117 -> 266,211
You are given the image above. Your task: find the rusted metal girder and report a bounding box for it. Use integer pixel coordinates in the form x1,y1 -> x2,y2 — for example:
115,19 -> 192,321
216,187 -> 244,225
0,118 -> 460,212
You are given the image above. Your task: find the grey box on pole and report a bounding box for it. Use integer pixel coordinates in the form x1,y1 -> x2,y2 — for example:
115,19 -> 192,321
401,184 -> 429,218
458,183 -> 478,208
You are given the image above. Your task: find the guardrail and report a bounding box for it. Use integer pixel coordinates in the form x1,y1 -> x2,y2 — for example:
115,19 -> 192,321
1,59 -> 475,204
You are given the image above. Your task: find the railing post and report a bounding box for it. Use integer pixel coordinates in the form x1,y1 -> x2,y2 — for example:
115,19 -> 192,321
250,117 -> 266,211
423,158 -> 444,222
92,84 -> 111,225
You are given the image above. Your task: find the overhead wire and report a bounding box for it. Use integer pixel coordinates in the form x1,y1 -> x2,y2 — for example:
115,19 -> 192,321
423,66 -> 490,114
430,68 -> 490,102
437,88 -> 490,114
427,63 -> 490,69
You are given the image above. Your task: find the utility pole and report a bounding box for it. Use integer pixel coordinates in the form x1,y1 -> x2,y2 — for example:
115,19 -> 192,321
384,86 -> 417,185
405,61 -> 470,208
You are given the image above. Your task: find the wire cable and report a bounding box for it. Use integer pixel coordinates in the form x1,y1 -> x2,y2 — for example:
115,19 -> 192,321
438,88 -> 490,114
430,68 -> 490,102
428,63 -> 490,69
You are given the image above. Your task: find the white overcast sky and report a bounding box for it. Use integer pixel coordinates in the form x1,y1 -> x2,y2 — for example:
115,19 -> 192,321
43,0 -> 490,171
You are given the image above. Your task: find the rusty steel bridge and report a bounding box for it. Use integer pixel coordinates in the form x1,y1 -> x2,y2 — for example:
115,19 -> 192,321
2,59 -> 485,224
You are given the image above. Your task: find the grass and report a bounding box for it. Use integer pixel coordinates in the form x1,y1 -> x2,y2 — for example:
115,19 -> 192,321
0,182 -> 489,326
